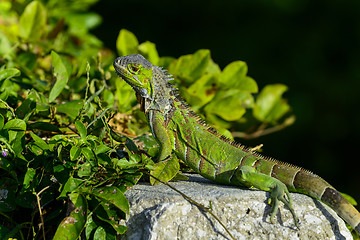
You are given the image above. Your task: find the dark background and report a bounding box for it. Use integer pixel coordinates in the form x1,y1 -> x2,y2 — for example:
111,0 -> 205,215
91,0 -> 360,203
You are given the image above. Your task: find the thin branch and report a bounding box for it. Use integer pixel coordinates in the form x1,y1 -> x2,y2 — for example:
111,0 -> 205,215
232,115 -> 295,140
36,185 -> 50,240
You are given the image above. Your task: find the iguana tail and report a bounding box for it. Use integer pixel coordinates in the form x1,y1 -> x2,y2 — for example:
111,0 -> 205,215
291,169 -> 360,234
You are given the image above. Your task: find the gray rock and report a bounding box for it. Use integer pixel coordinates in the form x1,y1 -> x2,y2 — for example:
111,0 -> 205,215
121,174 -> 352,240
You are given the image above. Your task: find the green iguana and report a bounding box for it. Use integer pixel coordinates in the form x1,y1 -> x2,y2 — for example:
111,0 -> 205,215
113,54 -> 360,235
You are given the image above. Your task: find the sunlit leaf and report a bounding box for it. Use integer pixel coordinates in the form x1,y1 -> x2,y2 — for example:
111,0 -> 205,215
81,147 -> 94,160
53,193 -> 87,240
95,202 -> 127,234
94,226 -> 106,240
65,12 -> 102,35
29,131 -> 49,150
90,186 -> 129,214
4,119 -> 26,131
75,121 -> 87,139
0,68 -> 20,85
70,146 -> 81,161
19,1 -> 47,41
182,73 -> 218,109
169,49 -> 211,84
23,168 -> 36,189
49,51 -> 69,102
116,29 -> 139,56
138,41 -> 159,65
59,177 -> 83,198
219,61 -> 258,93
115,79 -> 137,112
253,84 -> 290,123
150,156 -> 180,185
56,100 -> 83,119
204,90 -> 254,122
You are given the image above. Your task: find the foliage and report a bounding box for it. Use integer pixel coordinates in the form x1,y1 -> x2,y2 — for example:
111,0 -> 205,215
0,0 -> 294,239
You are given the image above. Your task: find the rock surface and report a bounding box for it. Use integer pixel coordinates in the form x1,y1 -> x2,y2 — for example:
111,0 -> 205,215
121,174 -> 352,240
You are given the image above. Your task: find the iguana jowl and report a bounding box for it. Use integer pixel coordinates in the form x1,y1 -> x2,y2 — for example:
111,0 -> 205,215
113,54 -> 360,234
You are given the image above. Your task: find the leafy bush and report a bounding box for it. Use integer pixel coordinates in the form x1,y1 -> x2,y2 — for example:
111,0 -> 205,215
0,0 -> 293,239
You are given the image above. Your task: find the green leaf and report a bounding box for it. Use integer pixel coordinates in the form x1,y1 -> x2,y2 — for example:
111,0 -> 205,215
138,41 -> 159,65
81,147 -> 94,160
0,31 -> 13,60
115,79 -> 137,112
219,61 -> 258,93
49,51 -> 69,102
65,12 -> 102,35
53,193 -> 87,240
169,49 -> 211,84
95,202 -> 128,234
56,100 -> 83,119
60,177 -> 83,198
253,84 -> 290,123
182,73 -> 218,109
116,29 -> 139,56
8,130 -> 25,156
90,186 -> 129,214
150,156 -> 180,185
78,162 -> 92,177
134,135 -> 158,150
4,119 -> 26,131
0,68 -> 20,84
204,90 -> 254,122
70,146 -> 81,161
85,216 -> 98,239
23,168 -> 36,189
19,1 -> 47,41
75,121 -> 87,139
15,97 -> 36,121
29,131 -> 49,150
95,144 -> 111,155
18,52 -> 37,72
94,226 -> 106,240
158,56 -> 176,68
206,58 -> 221,75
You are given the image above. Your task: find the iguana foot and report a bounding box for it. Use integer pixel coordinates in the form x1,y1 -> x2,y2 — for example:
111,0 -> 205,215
237,166 -> 299,228
269,180 -> 299,228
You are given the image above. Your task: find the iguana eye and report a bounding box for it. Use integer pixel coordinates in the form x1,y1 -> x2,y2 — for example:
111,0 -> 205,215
128,65 -> 139,73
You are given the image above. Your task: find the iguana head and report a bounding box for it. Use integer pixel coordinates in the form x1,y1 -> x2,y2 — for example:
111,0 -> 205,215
113,54 -> 153,99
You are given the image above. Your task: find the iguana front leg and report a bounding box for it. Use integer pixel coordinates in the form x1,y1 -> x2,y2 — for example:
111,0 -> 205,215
236,166 -> 299,227
148,111 -> 173,161
148,111 -> 180,184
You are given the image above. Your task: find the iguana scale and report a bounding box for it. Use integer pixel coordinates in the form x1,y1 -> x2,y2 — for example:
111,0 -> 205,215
113,54 -> 360,235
